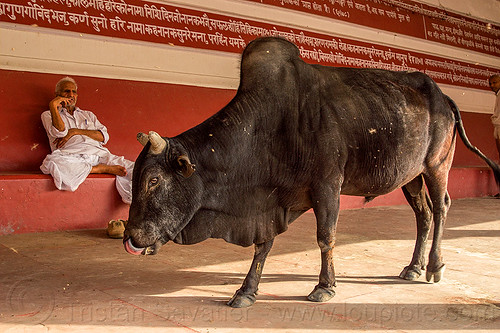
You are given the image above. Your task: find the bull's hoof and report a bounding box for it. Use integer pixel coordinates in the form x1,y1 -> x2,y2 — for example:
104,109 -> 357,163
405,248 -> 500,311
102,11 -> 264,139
399,265 -> 423,281
426,264 -> 445,283
307,285 -> 335,303
227,290 -> 256,308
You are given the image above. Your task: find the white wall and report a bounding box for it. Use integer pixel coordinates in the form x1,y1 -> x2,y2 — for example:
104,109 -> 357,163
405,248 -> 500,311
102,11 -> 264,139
1,0 -> 499,113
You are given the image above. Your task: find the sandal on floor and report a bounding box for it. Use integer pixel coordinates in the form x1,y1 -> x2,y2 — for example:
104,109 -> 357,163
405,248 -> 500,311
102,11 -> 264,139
107,219 -> 126,239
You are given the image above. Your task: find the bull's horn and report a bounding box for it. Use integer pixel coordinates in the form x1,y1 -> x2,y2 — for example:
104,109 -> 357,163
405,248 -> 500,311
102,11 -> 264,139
137,132 -> 149,146
148,131 -> 167,155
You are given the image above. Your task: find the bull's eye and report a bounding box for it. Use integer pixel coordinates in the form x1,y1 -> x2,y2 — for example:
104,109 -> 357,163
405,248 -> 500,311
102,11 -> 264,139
148,177 -> 159,188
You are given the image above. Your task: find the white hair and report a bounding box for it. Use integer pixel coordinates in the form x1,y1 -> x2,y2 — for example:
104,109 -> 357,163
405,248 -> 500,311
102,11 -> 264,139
55,76 -> 78,95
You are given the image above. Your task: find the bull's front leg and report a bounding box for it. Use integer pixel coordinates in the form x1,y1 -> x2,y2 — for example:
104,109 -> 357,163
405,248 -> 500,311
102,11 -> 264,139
308,188 -> 340,302
227,238 -> 274,308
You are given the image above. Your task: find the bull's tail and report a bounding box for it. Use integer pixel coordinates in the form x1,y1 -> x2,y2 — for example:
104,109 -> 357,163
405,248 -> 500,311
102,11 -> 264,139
447,96 -> 500,188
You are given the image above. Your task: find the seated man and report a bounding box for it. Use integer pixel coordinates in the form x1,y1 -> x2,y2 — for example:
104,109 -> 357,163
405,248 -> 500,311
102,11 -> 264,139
40,76 -> 133,237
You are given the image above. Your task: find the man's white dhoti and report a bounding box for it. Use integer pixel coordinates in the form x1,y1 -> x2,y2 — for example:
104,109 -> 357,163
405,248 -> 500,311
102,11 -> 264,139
40,151 -> 134,204
41,152 -> 95,192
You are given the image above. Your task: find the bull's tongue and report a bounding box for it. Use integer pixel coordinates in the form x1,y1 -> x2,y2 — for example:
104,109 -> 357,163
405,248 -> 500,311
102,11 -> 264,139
124,238 -> 145,255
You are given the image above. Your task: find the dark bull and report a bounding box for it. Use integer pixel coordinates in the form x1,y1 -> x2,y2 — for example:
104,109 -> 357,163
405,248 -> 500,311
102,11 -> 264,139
123,37 -> 500,308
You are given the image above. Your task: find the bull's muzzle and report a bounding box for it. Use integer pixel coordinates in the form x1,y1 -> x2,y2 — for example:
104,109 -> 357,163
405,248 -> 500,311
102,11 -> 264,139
123,237 -> 156,256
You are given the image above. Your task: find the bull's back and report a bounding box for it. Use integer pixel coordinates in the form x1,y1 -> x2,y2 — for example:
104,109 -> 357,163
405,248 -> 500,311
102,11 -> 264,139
313,68 -> 455,196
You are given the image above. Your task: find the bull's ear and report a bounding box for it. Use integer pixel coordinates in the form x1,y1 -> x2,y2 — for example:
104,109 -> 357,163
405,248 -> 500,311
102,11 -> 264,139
137,132 -> 149,146
177,155 -> 196,178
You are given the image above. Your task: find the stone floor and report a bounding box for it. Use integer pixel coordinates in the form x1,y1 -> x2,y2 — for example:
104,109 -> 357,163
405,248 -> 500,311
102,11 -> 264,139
0,197 -> 499,332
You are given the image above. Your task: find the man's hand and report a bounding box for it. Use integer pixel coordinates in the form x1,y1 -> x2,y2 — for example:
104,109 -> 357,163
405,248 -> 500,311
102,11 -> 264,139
49,95 -> 75,110
53,128 -> 79,148
49,96 -> 75,132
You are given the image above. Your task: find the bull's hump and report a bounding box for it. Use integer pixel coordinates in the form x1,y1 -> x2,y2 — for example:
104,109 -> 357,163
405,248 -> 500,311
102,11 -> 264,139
243,37 -> 299,60
239,37 -> 301,90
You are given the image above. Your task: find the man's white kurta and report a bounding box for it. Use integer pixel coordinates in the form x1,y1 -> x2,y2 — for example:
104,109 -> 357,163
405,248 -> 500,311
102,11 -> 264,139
40,107 -> 133,204
492,90 -> 500,139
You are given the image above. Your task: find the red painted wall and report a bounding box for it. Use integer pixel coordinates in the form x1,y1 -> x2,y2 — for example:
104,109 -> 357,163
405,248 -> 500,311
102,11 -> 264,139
0,69 -> 236,172
455,112 -> 498,166
0,69 -> 497,173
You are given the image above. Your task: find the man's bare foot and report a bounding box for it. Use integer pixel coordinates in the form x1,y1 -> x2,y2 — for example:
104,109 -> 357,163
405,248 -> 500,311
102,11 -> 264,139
91,164 -> 127,177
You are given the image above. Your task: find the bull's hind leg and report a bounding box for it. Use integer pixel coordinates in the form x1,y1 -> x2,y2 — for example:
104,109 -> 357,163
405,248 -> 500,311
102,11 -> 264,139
308,187 -> 339,302
424,173 -> 452,283
399,175 -> 433,281
227,239 -> 274,308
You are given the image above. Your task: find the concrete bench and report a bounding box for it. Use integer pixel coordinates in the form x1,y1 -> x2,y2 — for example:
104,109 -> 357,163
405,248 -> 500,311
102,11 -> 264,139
0,173 -> 129,235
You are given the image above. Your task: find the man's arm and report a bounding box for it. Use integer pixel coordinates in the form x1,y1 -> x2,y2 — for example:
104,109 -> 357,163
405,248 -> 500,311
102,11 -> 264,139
53,128 -> 105,149
48,96 -> 73,131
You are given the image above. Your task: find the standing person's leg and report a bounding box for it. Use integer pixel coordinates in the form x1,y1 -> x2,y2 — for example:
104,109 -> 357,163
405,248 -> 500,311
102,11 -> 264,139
495,127 -> 500,161
494,127 -> 500,198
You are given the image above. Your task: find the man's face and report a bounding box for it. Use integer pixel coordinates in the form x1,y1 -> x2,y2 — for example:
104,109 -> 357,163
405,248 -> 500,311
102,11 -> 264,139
58,82 -> 78,107
489,76 -> 500,94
